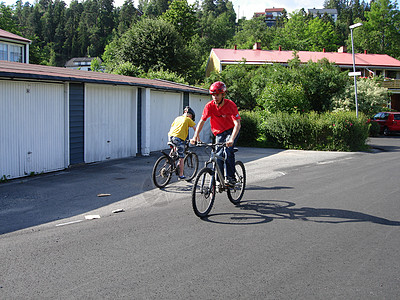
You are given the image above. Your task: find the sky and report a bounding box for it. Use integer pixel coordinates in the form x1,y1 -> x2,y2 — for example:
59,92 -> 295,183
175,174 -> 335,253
2,0 -> 327,19
12,0 -> 400,19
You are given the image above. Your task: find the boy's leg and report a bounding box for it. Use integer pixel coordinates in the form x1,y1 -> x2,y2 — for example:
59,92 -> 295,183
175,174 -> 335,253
178,158 -> 184,177
171,137 -> 186,179
217,129 -> 240,183
215,132 -> 228,180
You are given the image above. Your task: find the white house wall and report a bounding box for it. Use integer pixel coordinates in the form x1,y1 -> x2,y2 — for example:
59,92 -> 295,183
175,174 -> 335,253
0,80 -> 66,179
85,84 -> 137,163
149,90 -> 182,152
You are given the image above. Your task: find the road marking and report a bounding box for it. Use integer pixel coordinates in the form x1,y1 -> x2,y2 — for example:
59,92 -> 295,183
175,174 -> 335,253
55,220 -> 83,227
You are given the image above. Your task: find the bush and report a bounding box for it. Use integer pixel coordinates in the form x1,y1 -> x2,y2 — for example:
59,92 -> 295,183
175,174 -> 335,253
332,78 -> 391,115
237,110 -> 262,146
368,120 -> 381,137
261,112 -> 314,149
257,82 -> 310,114
260,111 -> 370,151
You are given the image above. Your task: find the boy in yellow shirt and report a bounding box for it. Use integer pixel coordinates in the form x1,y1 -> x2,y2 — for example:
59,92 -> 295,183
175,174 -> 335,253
168,106 -> 196,179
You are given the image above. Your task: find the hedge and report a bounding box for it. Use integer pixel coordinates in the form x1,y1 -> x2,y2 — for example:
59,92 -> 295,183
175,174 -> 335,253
238,110 -> 370,151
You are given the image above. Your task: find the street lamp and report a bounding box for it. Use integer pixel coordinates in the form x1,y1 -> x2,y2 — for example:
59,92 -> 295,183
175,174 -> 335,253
349,22 -> 363,118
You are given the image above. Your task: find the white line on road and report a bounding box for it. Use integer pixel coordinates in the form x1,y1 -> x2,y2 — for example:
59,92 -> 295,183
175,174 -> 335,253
55,220 -> 83,227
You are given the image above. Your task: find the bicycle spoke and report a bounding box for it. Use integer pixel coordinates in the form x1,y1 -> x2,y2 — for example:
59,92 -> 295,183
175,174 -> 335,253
227,161 -> 246,205
184,152 -> 199,181
152,156 -> 173,188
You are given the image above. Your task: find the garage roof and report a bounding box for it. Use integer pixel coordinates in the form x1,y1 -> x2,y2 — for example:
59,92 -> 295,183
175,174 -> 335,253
0,29 -> 31,44
0,61 -> 208,94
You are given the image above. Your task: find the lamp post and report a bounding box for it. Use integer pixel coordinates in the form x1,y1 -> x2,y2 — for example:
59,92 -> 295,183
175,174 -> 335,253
349,22 -> 363,118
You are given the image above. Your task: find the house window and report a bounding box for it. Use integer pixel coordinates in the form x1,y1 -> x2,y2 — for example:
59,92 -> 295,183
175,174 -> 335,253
9,44 -> 23,62
0,43 -> 8,60
0,42 -> 23,62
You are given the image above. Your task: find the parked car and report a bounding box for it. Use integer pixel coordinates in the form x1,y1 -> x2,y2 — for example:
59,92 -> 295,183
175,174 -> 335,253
370,112 -> 400,135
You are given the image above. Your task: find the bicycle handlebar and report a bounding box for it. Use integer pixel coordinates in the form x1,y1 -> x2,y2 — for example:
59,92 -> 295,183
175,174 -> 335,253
194,142 -> 227,149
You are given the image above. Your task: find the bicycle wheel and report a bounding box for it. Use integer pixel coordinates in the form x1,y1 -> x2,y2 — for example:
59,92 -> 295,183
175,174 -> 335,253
152,156 -> 173,188
183,152 -> 199,181
192,168 -> 216,218
227,161 -> 246,205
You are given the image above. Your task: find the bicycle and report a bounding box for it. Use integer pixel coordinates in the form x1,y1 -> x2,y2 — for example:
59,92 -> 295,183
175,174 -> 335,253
191,142 -> 246,218
152,140 -> 199,188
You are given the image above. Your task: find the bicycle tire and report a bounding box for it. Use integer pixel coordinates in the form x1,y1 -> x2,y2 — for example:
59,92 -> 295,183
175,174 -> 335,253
192,168 -> 216,218
184,152 -> 199,181
227,161 -> 246,205
152,156 -> 173,188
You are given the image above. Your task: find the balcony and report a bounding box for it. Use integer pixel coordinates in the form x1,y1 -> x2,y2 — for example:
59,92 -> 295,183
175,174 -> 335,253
382,79 -> 400,89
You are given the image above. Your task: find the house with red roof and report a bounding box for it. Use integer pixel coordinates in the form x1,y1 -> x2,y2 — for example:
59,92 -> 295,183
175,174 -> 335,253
0,29 -> 31,63
206,44 -> 400,110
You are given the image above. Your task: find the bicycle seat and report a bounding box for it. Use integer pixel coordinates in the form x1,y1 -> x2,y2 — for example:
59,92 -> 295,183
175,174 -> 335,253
167,142 -> 175,148
233,147 -> 238,153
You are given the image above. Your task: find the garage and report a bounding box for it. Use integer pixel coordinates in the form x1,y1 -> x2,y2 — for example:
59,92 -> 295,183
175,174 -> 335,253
0,61 -> 210,180
0,80 -> 66,179
149,90 -> 182,152
85,84 -> 137,163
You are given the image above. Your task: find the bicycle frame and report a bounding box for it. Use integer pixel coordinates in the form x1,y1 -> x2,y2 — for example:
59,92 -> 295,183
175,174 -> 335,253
160,142 -> 193,174
203,144 -> 229,191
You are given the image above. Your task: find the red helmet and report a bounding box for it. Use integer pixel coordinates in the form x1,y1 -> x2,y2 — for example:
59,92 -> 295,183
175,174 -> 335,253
209,81 -> 226,95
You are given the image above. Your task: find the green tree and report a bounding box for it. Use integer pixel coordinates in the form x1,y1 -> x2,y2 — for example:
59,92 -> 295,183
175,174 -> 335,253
273,10 -> 308,50
206,61 -> 255,110
63,0 -> 84,58
305,17 -> 340,51
90,57 -> 103,72
0,3 -> 19,33
357,0 -> 400,58
294,58 -> 348,112
107,18 -> 189,73
228,16 -> 276,49
161,0 -> 197,41
117,0 -> 140,34
139,0 -> 169,18
143,67 -> 188,84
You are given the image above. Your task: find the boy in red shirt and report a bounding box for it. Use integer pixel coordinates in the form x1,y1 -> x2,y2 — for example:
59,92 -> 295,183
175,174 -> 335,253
190,81 -> 241,186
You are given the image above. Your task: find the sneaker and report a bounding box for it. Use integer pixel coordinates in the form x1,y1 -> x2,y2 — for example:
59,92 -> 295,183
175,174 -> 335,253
178,175 -> 186,180
225,177 -> 236,187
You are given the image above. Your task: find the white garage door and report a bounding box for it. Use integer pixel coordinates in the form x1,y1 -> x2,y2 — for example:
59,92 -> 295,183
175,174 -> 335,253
85,84 -> 137,163
150,91 -> 182,151
0,81 -> 66,179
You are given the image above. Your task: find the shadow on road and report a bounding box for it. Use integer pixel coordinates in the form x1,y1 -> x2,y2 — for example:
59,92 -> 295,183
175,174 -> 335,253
246,184 -> 294,191
368,136 -> 400,152
0,147 -> 285,235
203,199 -> 400,226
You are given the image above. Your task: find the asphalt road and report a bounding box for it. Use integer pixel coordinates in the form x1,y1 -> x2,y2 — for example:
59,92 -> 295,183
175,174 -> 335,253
1,136 -> 400,299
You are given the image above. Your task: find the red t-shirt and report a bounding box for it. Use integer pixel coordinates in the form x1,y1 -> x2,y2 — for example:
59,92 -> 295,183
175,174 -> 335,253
201,99 -> 241,135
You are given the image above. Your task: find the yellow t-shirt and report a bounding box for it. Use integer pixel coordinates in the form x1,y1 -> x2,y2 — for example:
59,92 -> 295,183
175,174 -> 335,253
168,115 -> 196,140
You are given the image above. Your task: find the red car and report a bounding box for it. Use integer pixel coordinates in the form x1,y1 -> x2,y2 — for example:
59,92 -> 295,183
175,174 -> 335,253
371,112 -> 400,135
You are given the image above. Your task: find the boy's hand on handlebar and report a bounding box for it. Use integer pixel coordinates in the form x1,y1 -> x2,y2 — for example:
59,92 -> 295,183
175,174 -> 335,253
190,137 -> 200,145
226,139 -> 234,147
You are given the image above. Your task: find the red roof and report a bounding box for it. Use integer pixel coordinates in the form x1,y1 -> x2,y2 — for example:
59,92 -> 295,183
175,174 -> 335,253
211,48 -> 400,68
0,29 -> 31,44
